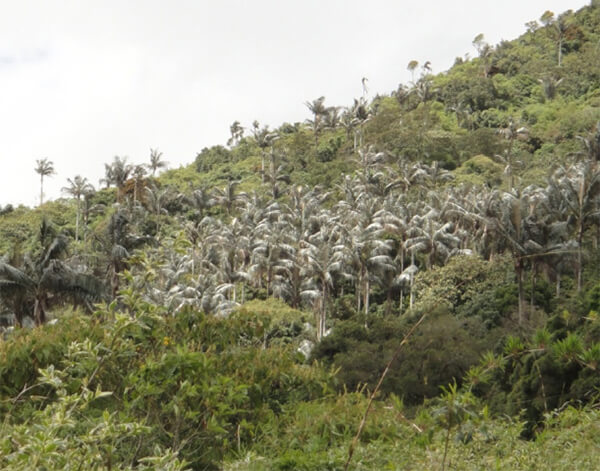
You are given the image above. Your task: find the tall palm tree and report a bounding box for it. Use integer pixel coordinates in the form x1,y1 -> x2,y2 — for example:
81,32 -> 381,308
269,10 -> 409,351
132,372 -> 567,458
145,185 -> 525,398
182,186 -> 215,222
336,195 -> 394,317
496,119 -> 528,191
305,96 -> 328,151
103,210 -> 154,298
144,183 -> 174,235
0,220 -> 105,325
350,98 -> 371,151
300,221 -> 344,340
101,156 -> 132,201
252,123 -> 279,184
486,190 -> 548,323
62,175 -> 94,242
149,148 -> 168,177
548,161 -> 600,291
130,164 -> 148,204
227,121 -> 244,147
212,180 -> 248,216
35,158 -> 55,206
575,122 -> 600,162
405,213 -> 462,270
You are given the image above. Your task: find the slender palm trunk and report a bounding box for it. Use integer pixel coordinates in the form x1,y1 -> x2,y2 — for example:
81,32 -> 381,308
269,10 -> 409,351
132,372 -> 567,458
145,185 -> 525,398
40,175 -> 44,206
577,228 -> 584,292
558,37 -> 563,67
364,277 -> 370,316
320,282 -> 327,340
530,263 -> 536,312
516,259 -> 525,324
399,289 -> 404,314
34,297 -> 47,326
75,198 -> 81,242
409,274 -> 414,309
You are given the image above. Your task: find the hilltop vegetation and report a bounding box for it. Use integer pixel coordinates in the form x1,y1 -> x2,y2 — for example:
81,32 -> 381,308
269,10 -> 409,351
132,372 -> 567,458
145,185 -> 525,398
1,3 -> 600,469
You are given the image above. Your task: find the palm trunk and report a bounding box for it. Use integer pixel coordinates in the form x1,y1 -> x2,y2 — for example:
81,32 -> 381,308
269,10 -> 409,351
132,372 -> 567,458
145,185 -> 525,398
40,175 -> 44,206
516,259 -> 525,324
558,37 -> 563,67
530,263 -> 536,312
399,289 -> 404,314
34,297 -> 47,326
409,273 -> 414,310
320,282 -> 327,340
577,228 -> 584,292
75,198 -> 81,242
364,277 -> 370,316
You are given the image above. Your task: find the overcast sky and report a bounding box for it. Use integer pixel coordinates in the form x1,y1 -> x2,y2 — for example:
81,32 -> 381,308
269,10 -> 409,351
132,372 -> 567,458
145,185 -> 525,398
0,0 -> 587,207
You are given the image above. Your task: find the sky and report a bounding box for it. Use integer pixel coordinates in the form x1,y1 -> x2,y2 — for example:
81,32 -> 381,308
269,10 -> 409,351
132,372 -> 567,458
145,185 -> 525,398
0,0 -> 588,207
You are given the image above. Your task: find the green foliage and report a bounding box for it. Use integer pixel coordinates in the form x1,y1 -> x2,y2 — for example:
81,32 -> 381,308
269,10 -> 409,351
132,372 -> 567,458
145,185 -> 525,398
313,310 -> 496,404
454,154 -> 504,187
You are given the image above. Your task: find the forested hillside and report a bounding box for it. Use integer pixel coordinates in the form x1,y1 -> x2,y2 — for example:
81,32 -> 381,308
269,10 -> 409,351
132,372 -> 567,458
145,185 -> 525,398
1,4 -> 600,470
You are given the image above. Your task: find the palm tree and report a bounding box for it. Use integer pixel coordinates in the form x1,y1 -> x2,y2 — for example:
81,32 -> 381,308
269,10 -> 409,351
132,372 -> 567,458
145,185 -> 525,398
212,180 -> 248,216
35,158 -> 55,206
0,220 -> 105,325
496,119 -> 528,191
484,190 -> 548,323
144,183 -> 174,235
575,122 -> 600,162
62,175 -> 94,241
350,98 -> 371,150
182,186 -> 215,221
101,156 -> 132,201
336,195 -> 394,317
227,121 -> 244,147
405,213 -> 462,270
103,210 -> 153,298
149,148 -> 168,177
407,60 -> 419,83
323,106 -> 341,130
539,76 -> 564,100
130,164 -> 148,204
252,123 -> 279,183
548,161 -> 600,291
300,221 -> 344,340
305,96 -> 328,151
264,147 -> 291,200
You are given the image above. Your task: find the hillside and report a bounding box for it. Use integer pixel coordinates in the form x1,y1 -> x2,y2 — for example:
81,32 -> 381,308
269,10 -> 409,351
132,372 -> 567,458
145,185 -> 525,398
1,3 -> 600,470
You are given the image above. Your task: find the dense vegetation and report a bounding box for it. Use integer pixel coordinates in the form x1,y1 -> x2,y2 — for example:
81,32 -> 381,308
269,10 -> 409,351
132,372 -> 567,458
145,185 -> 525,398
2,4 -> 600,469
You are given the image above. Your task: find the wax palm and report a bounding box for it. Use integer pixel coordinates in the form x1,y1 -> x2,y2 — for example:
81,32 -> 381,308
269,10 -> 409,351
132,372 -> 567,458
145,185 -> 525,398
149,148 -> 168,177
101,156 -> 133,202
35,158 -> 55,206
300,221 -> 344,340
62,175 -> 94,241
547,161 -> 600,291
212,180 -> 248,216
305,96 -> 328,151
